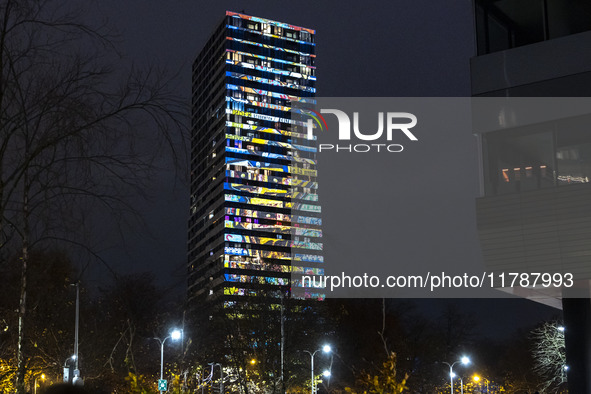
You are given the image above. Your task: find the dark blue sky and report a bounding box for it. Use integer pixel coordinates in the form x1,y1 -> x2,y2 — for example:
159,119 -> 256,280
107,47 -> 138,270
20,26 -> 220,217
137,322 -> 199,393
96,1 -> 474,97
86,0 -> 558,336
90,0 -> 474,283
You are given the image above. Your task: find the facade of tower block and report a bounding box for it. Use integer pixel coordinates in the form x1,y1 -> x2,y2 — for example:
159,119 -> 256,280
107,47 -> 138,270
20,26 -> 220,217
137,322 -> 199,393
188,11 -> 324,316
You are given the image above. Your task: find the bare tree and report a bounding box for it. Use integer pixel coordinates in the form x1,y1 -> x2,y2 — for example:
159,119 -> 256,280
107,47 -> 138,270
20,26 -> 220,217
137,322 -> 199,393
0,1 -> 186,392
530,321 -> 567,393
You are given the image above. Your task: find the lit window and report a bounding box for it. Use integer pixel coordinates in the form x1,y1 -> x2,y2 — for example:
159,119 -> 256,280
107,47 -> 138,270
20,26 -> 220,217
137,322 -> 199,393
502,169 -> 510,182
525,166 -> 533,177
513,168 -> 521,181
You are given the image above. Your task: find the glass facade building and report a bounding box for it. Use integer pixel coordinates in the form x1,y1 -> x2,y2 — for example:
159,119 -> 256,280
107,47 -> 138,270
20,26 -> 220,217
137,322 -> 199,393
471,1 -> 591,391
188,12 -> 323,310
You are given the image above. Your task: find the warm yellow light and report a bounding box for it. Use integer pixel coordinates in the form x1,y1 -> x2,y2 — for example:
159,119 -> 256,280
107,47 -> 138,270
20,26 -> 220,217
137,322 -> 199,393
41,374 -> 46,380
250,359 -> 256,365
473,374 -> 481,382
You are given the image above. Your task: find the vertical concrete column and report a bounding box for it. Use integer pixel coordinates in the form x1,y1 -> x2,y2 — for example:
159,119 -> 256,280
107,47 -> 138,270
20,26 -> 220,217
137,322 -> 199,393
562,297 -> 591,392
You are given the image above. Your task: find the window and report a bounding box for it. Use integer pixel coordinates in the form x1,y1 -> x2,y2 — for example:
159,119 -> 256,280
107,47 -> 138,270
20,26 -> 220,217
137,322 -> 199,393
484,125 -> 554,195
483,114 -> 591,195
231,18 -> 241,27
556,116 -> 591,185
474,0 -> 591,55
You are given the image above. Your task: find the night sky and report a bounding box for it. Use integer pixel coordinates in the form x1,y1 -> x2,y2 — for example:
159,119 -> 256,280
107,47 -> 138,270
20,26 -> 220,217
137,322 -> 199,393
86,0 -> 558,337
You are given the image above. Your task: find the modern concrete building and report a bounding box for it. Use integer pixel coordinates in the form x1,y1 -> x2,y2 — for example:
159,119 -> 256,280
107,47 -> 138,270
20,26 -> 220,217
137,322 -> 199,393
471,0 -> 591,391
188,12 -> 324,314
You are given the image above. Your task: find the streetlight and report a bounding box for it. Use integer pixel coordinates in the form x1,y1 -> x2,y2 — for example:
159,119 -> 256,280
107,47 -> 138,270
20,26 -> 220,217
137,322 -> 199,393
473,374 -> 489,393
34,373 -> 46,394
154,329 -> 182,392
303,344 -> 331,394
69,282 -> 83,386
443,356 -> 470,394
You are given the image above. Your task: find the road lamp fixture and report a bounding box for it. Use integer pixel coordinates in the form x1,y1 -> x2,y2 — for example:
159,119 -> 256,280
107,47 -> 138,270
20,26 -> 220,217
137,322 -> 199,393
303,344 -> 331,394
443,356 -> 470,394
71,283 -> 80,375
154,329 -> 182,392
34,373 -> 46,394
473,374 -> 489,393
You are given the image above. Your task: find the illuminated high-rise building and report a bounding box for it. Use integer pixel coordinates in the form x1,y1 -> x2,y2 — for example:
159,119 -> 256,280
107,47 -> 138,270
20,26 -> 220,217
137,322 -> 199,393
188,11 -> 323,313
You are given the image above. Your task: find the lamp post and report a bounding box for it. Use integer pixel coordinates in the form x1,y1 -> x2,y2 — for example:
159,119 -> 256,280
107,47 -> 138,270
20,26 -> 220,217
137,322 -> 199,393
154,329 -> 182,392
322,370 -> 331,388
473,374 -> 489,393
34,373 -> 45,394
443,356 -> 470,394
303,345 -> 331,394
69,282 -> 83,386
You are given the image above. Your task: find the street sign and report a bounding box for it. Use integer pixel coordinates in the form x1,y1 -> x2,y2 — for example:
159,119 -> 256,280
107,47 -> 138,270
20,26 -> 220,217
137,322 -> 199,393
158,379 -> 167,391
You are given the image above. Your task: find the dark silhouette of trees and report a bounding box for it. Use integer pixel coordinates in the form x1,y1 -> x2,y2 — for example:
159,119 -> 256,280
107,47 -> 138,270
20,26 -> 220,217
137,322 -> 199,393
81,273 -> 182,393
0,251 -> 79,392
0,1 -> 186,391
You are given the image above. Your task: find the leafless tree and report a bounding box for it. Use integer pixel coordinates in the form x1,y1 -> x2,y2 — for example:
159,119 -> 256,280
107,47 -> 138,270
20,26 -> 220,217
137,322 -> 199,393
530,321 -> 567,393
0,1 -> 187,392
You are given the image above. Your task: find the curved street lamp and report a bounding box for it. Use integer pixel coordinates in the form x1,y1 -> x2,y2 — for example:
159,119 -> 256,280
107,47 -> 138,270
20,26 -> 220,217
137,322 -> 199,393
303,345 -> 331,394
443,356 -> 470,394
34,373 -> 46,394
473,374 -> 489,393
154,329 -> 182,392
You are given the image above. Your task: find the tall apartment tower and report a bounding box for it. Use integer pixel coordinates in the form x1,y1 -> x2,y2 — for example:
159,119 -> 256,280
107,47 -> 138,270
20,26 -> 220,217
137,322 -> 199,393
471,1 -> 591,391
189,12 -> 323,313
